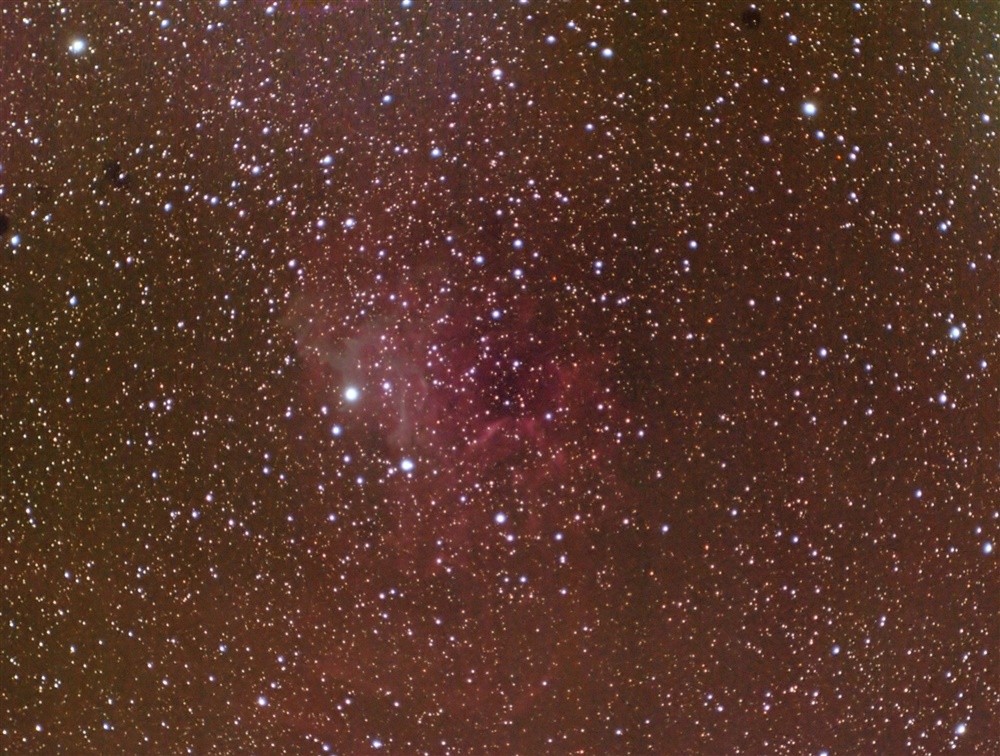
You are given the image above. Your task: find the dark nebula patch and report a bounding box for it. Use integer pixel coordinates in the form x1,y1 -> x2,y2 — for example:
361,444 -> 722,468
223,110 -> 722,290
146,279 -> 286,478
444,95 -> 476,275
102,158 -> 130,188
742,6 -> 763,30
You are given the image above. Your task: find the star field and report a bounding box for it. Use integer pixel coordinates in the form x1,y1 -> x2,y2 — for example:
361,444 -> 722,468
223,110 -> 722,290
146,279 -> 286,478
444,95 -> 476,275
2,1 -> 998,754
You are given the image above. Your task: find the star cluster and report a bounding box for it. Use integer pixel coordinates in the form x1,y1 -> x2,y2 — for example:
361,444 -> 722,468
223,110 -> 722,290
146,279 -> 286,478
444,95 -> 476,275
2,1 -> 997,754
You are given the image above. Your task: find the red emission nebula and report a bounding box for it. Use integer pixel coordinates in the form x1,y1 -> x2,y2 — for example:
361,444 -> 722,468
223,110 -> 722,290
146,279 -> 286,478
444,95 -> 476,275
282,242 -> 636,738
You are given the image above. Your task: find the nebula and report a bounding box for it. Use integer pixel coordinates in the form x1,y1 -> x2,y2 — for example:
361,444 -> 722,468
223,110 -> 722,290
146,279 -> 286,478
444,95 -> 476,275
279,244 -> 637,743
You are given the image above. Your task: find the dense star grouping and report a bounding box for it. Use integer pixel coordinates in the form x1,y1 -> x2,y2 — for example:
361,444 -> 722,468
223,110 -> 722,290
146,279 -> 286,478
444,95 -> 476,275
2,1 -> 997,754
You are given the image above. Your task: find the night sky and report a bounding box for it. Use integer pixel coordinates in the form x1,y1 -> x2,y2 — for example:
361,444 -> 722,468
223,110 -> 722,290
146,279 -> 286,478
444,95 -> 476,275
2,1 -> 998,754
